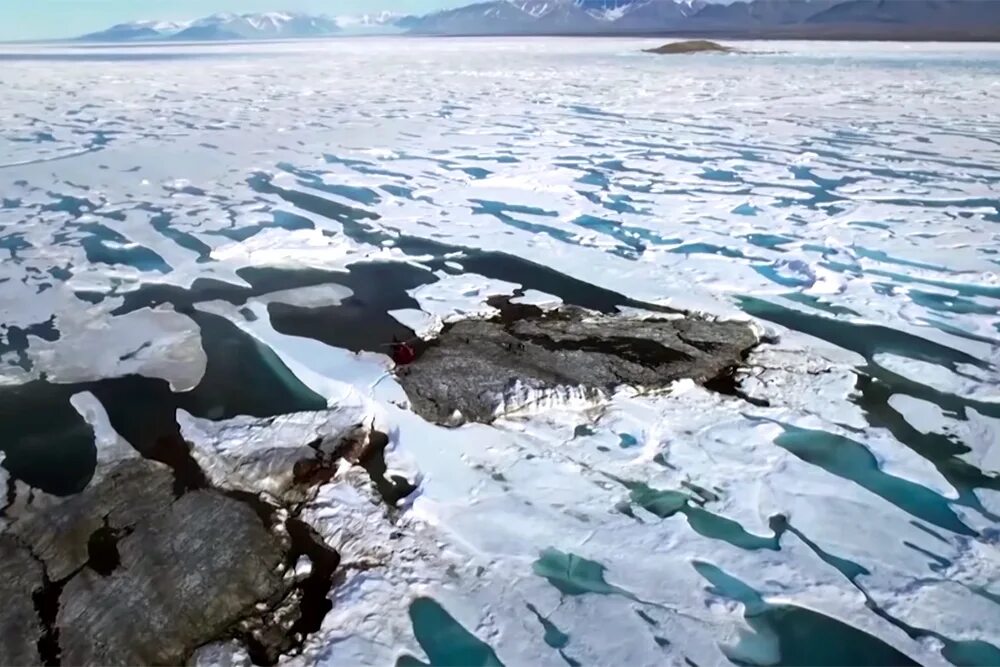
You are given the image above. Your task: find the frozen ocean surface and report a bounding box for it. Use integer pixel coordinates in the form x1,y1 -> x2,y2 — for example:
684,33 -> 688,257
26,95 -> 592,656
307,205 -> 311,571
1,37 -> 999,666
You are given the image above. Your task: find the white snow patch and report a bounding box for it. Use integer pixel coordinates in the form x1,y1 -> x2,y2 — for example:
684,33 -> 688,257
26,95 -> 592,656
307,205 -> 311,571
188,641 -> 252,667
510,288 -> 563,309
178,405 -> 368,499
407,272 -> 521,322
69,391 -> 137,482
29,307 -> 206,392
874,353 -> 1000,403
387,308 -> 443,339
259,283 -> 353,309
888,394 -> 947,435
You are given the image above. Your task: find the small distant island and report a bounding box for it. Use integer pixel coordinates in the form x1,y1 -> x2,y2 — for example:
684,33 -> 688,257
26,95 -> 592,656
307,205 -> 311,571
643,40 -> 734,55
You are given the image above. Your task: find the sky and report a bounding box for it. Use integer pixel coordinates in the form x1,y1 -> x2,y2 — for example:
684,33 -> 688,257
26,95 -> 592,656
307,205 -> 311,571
0,0 -> 470,41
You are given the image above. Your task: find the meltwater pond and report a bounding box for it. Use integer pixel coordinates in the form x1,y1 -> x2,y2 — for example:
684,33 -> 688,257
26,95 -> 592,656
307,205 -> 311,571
0,37 -> 998,666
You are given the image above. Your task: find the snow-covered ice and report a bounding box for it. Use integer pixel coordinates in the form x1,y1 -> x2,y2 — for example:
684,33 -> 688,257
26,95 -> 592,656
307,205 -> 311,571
1,37 -> 998,667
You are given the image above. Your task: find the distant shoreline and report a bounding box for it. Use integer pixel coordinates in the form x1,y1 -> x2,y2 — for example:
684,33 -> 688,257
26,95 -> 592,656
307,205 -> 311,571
413,27 -> 1000,43
4,29 -> 1000,48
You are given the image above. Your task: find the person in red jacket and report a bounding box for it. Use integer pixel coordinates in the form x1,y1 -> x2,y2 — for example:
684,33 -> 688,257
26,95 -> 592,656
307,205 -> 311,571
390,337 -> 416,365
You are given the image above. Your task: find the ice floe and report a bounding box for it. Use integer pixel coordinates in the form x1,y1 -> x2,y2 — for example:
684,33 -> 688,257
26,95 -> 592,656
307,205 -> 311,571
1,37 -> 998,667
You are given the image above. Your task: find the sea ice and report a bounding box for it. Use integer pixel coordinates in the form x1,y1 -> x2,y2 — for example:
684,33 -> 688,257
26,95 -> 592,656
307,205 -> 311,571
1,36 -> 997,667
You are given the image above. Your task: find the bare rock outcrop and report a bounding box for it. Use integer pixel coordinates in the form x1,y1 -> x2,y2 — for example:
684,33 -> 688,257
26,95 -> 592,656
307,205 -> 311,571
0,536 -> 45,666
57,488 -> 286,666
644,40 -> 734,55
0,404 -> 393,666
396,302 -> 759,425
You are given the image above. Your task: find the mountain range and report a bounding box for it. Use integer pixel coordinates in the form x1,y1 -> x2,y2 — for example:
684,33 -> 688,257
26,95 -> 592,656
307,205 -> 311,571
406,0 -> 1000,38
79,11 -> 406,42
78,0 -> 1000,42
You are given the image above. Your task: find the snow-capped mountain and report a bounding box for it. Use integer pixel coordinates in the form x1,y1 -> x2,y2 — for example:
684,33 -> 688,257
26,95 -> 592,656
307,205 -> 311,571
578,0 -> 665,21
405,0 -> 996,36
78,20 -> 192,42
173,12 -> 341,40
78,0 -> 1000,41
335,11 -> 406,28
609,0 -> 706,30
399,1 -> 539,35
79,12 -> 342,42
333,11 -> 415,34
515,0 -> 600,31
405,0 -> 708,34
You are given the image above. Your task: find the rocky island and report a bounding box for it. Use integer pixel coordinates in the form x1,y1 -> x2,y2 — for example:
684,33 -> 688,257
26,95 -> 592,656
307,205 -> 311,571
397,298 -> 760,425
643,40 -> 734,55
